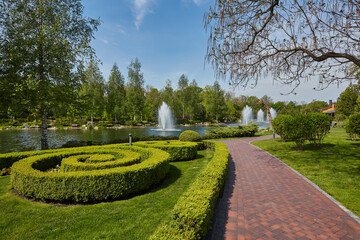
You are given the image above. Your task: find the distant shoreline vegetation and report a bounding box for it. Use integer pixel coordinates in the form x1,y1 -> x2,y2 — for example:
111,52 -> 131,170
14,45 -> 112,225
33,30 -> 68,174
0,119 -> 221,130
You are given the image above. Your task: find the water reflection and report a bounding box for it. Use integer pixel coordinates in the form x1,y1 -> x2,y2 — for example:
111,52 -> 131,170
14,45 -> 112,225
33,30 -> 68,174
0,123 -> 269,153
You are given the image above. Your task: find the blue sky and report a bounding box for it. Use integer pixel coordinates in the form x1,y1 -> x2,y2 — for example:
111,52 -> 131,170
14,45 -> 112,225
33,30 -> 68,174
82,0 -> 348,103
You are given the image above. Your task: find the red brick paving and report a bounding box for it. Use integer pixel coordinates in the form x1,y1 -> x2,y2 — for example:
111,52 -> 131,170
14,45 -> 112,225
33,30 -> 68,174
206,136 -> 360,240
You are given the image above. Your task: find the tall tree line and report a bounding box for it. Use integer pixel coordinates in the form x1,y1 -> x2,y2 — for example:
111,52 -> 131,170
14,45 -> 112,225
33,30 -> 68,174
1,55 -> 336,126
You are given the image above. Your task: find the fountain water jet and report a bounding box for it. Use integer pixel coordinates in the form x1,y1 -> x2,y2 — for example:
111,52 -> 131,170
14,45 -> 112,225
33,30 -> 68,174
270,108 -> 277,119
257,109 -> 264,122
241,105 -> 253,125
266,108 -> 278,121
154,102 -> 180,131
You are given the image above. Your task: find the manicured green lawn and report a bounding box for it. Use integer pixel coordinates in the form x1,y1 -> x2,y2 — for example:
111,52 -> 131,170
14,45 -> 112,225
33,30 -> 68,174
0,150 -> 213,240
252,128 -> 360,217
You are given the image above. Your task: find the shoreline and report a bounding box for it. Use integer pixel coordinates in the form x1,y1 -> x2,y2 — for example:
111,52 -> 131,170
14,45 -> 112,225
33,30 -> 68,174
0,122 -> 229,131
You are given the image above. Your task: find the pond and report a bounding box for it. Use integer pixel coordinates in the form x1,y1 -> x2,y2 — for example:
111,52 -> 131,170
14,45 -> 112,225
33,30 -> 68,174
0,122 -> 269,153
0,126 -> 207,153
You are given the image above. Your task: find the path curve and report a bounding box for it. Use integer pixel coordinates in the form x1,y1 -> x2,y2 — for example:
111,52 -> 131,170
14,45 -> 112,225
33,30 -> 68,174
206,135 -> 360,240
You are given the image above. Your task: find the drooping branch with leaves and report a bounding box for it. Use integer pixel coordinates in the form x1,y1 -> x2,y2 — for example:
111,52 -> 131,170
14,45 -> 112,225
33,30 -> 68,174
204,0 -> 360,92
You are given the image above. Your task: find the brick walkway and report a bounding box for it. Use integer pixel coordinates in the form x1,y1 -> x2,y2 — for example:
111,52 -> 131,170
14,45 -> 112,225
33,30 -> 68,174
206,136 -> 360,240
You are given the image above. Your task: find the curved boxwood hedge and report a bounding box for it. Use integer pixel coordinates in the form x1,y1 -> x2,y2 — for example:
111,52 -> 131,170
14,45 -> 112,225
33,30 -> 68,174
10,145 -> 170,203
150,141 -> 229,239
133,140 -> 198,161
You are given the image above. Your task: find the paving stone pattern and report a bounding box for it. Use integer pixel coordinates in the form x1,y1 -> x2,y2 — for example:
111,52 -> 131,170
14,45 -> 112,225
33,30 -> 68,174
207,136 -> 360,240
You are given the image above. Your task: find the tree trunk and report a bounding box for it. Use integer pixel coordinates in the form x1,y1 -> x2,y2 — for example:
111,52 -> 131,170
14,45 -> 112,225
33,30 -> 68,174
141,112 -> 143,122
267,107 -> 273,130
182,104 -> 185,119
133,113 -> 136,121
41,106 -> 48,150
91,112 -> 93,124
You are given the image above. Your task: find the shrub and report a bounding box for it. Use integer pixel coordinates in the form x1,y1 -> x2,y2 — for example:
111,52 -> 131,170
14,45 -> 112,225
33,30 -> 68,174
307,113 -> 332,144
10,145 -> 170,203
273,113 -> 332,149
345,113 -> 360,140
272,115 -> 293,141
204,123 -> 258,139
133,140 -> 198,161
179,130 -> 202,142
150,141 -> 229,239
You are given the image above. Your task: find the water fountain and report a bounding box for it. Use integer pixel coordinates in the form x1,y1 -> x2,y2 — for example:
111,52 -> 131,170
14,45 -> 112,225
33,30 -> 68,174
266,108 -> 278,121
270,107 -> 277,119
154,102 -> 179,131
241,105 -> 253,125
257,109 -> 264,122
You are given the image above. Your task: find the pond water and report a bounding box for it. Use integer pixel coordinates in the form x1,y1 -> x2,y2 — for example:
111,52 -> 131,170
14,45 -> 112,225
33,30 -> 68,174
0,122 -> 269,153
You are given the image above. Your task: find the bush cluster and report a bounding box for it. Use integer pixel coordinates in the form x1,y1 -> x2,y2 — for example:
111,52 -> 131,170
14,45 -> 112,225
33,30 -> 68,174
204,123 -> 258,139
344,113 -> 360,140
150,141 -> 229,239
10,145 -> 170,203
179,130 -> 202,142
133,140 -> 198,161
273,113 -> 332,148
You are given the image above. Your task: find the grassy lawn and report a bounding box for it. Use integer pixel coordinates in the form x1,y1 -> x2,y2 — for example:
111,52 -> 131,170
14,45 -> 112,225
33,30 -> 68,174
0,150 -> 213,240
252,128 -> 360,217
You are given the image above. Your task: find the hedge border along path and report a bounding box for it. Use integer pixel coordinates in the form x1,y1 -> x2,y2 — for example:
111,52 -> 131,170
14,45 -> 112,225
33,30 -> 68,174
132,140 -> 198,161
150,141 -> 229,240
10,145 -> 170,203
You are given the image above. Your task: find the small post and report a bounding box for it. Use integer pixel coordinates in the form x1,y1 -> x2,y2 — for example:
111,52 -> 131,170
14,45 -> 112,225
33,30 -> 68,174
272,129 -> 275,139
129,133 -> 132,146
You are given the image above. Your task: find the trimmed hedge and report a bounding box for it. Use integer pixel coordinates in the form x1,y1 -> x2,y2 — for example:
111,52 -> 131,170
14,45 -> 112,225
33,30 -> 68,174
149,141 -> 229,239
133,140 -> 198,161
60,150 -> 141,172
179,130 -> 202,142
0,148 -> 62,169
10,145 -> 170,203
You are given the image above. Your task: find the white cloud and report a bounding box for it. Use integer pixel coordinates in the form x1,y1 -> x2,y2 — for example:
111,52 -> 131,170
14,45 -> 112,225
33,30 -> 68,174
100,39 -> 109,44
132,0 -> 155,30
115,24 -> 127,35
192,0 -> 202,6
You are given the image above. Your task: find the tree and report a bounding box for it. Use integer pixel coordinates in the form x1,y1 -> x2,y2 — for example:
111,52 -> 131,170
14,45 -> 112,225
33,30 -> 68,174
144,86 -> 161,122
345,113 -> 360,140
106,63 -> 126,123
127,58 -> 145,121
301,100 -> 329,114
260,95 -> 274,129
186,80 -> 204,121
161,80 -> 178,117
336,84 -> 360,117
202,81 -> 226,121
205,1 -> 360,91
177,74 -> 189,119
0,0 -> 99,149
79,60 -> 105,123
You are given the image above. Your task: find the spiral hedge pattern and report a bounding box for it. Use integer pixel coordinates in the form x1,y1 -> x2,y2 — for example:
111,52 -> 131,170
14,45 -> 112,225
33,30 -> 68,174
133,140 -> 198,161
10,145 -> 170,203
